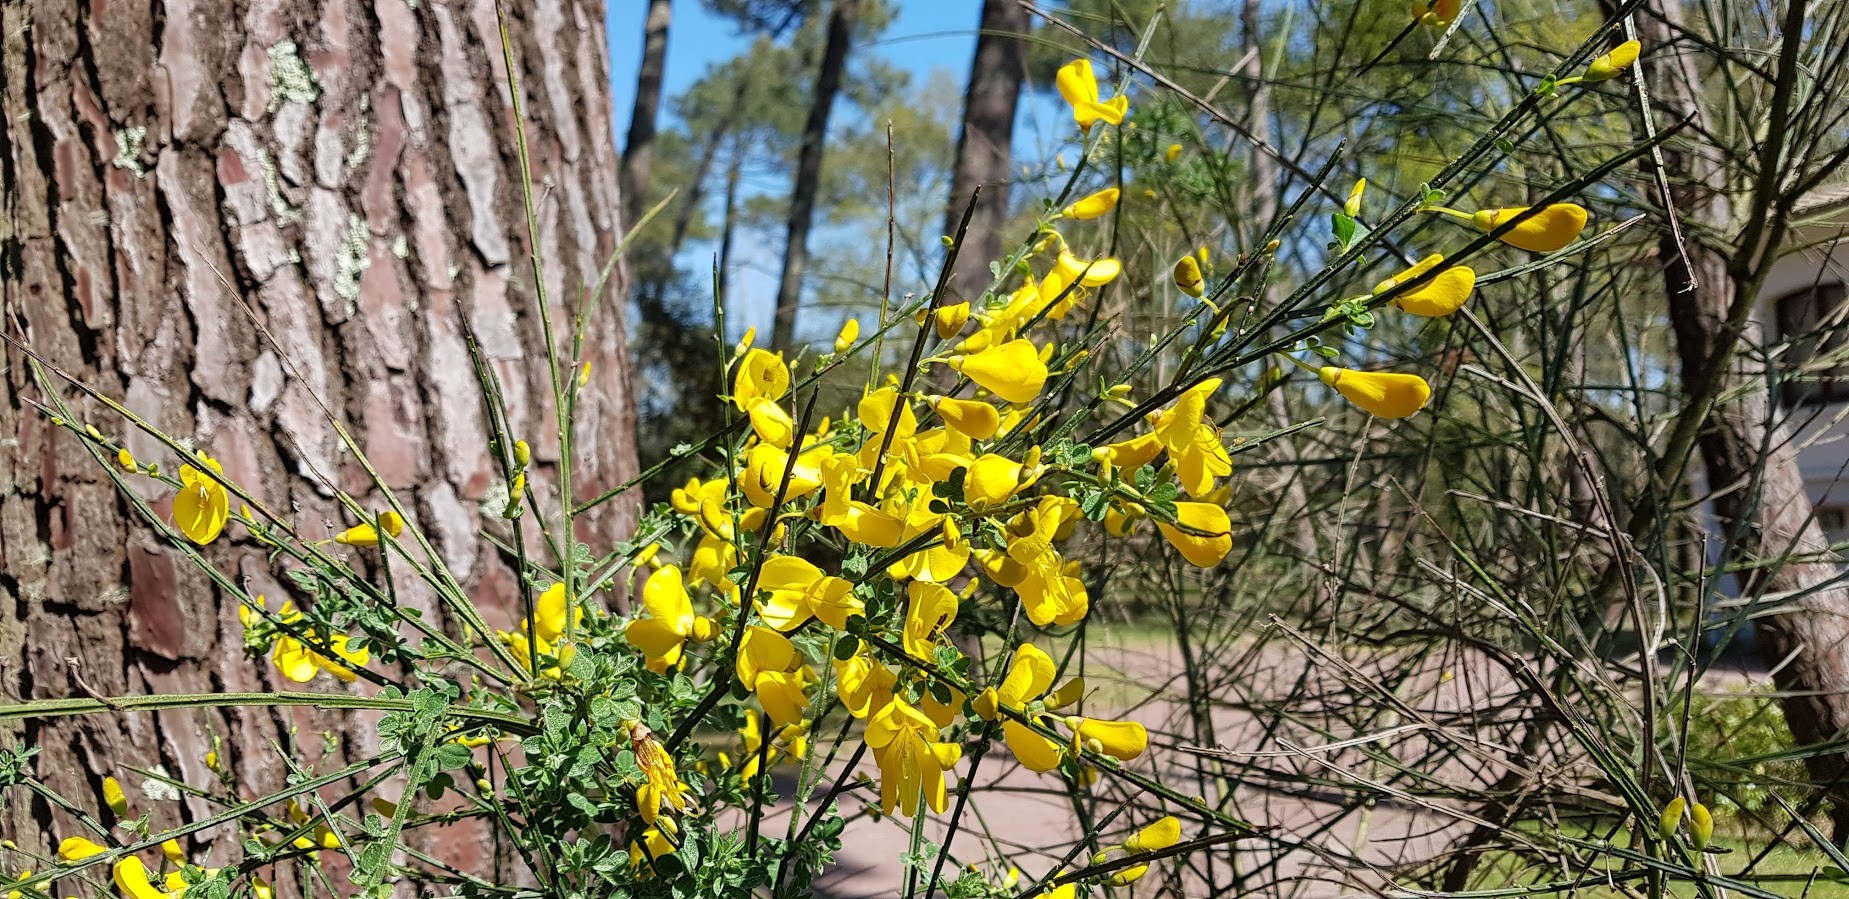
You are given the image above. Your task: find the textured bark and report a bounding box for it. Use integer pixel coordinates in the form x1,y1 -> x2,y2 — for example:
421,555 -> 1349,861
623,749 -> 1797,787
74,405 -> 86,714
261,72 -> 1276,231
769,0 -> 858,351
1628,0 -> 1849,836
619,0 -> 670,231
0,0 -> 639,867
941,0 -> 1027,305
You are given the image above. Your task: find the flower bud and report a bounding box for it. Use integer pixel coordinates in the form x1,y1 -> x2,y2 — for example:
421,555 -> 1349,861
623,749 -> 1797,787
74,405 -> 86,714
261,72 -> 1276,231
1107,864 -> 1150,886
1345,178 -> 1367,217
1584,39 -> 1641,82
1689,802 -> 1713,850
1657,796 -> 1685,841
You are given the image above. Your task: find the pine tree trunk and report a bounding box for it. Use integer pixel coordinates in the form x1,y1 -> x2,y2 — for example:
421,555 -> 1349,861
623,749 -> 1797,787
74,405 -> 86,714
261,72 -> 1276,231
619,0 -> 671,231
1626,0 -> 1849,836
941,0 -> 1027,305
0,0 -> 640,865
770,0 -> 859,351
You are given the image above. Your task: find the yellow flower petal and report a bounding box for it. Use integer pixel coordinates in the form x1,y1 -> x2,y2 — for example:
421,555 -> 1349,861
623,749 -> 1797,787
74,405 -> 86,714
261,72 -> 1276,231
1125,816 -> 1182,853
902,581 -> 959,661
733,349 -> 790,411
747,398 -> 797,449
1068,716 -> 1148,761
1173,254 -> 1204,297
1004,718 -> 1064,772
1585,39 -> 1641,81
834,317 -> 860,353
949,339 -> 1048,405
1471,203 -> 1588,253
57,836 -> 106,863
103,776 -> 130,817
1319,367 -> 1433,419
933,396 -> 1000,441
1155,501 -> 1234,567
171,467 -> 228,546
113,857 -> 172,899
1062,187 -> 1120,220
1379,254 -> 1476,318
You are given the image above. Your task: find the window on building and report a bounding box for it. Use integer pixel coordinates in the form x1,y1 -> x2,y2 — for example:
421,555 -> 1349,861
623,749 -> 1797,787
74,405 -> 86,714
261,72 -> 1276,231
1775,282 -> 1849,405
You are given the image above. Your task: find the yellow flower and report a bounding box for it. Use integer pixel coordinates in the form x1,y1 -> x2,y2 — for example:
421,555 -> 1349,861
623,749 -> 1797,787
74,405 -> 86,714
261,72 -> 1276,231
857,386 -> 919,447
737,627 -> 812,726
670,477 -> 705,515
935,302 -> 971,338
733,348 -> 790,411
1155,502 -> 1234,567
1471,203 -> 1588,253
113,856 -> 176,899
1172,255 -> 1204,297
690,532 -> 739,595
171,455 -> 228,545
532,582 -> 580,644
740,443 -> 826,508
754,667 -> 813,728
1099,431 -> 1163,471
1153,378 -> 1233,498
1124,816 -> 1182,853
1585,39 -> 1641,81
834,317 -> 860,353
901,581 -> 959,661
964,454 -> 1030,508
1345,178 -> 1367,217
1319,367 -> 1433,419
834,651 -> 898,719
1166,143 -> 1183,161
116,447 -> 137,471
57,836 -> 106,863
628,825 -> 676,875
273,630 -> 369,683
1377,254 -> 1475,318
865,697 -> 962,817
625,566 -> 717,673
932,396 -> 1000,441
103,777 -> 129,817
333,510 -> 406,547
628,720 -> 689,825
1690,801 -> 1714,850
1054,250 -> 1122,289
993,644 -> 1068,772
1066,715 -> 1149,761
1055,58 -> 1129,131
747,398 -> 797,449
1006,502 -> 1089,627
1658,797 -> 1686,840
756,555 -> 862,631
949,339 -> 1048,405
1107,865 -> 1150,887
1062,187 -> 1120,220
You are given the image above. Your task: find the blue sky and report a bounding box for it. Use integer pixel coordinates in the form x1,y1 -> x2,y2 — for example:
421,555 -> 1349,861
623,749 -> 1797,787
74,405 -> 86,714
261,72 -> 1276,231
603,2 -> 991,339
607,2 -> 982,138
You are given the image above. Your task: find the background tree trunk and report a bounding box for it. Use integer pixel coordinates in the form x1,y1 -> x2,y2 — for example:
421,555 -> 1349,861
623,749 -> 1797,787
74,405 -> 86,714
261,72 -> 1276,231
1626,0 -> 1849,836
770,0 -> 859,351
620,0 -> 671,231
0,0 -> 640,867
941,0 -> 1027,305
